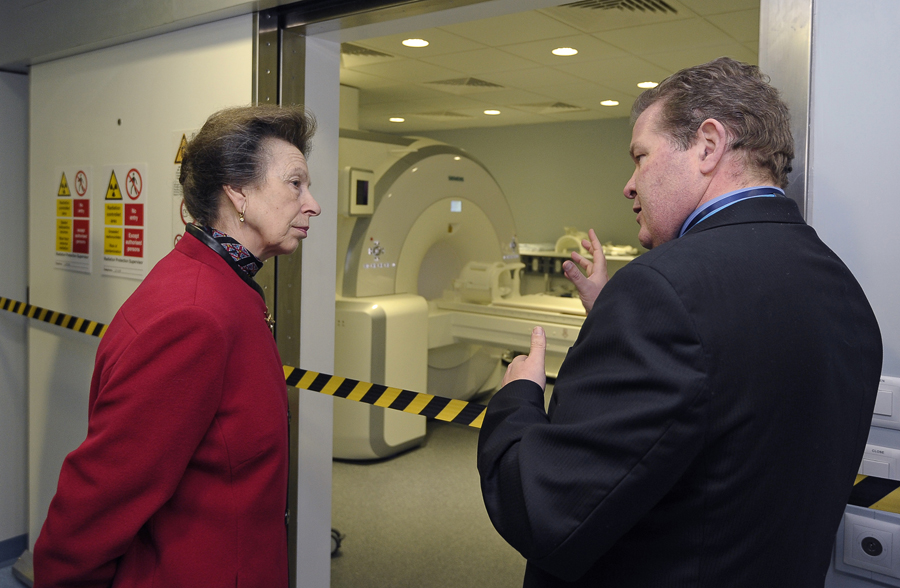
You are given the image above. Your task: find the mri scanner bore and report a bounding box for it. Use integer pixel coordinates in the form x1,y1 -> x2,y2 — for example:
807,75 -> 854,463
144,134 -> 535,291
334,129 -> 599,460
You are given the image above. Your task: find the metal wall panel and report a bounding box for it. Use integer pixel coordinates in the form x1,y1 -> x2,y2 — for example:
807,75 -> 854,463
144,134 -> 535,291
759,0 -> 813,217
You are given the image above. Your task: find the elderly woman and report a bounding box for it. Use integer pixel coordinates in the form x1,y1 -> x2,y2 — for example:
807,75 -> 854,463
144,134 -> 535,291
34,105 -> 320,588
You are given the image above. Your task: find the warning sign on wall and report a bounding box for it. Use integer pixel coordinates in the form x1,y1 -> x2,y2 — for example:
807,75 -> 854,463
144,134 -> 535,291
172,130 -> 198,248
102,163 -> 147,280
54,166 -> 91,274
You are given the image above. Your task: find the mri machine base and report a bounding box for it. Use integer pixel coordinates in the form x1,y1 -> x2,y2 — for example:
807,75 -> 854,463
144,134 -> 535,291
334,295 -> 428,460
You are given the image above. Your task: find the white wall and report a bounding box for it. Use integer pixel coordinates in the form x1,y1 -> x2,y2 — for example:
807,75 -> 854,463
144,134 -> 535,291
807,0 -> 899,376
0,70 -> 29,560
419,117 -> 639,249
28,15 -> 254,547
810,0 -> 900,586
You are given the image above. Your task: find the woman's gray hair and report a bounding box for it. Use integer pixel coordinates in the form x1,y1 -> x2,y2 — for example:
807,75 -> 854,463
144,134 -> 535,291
179,104 -> 317,226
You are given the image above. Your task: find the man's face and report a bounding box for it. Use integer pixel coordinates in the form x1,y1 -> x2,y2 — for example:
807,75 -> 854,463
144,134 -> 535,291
624,102 -> 704,249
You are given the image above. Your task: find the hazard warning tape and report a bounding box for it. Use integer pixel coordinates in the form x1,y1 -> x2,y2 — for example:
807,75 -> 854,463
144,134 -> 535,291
849,475 -> 900,514
1,296 -> 108,337
0,296 -> 486,429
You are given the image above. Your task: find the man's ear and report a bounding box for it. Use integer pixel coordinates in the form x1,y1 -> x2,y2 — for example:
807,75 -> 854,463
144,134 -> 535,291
222,184 -> 246,214
696,118 -> 728,174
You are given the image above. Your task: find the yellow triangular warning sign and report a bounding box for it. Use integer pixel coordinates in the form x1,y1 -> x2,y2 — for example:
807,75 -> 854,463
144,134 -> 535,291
105,170 -> 123,200
174,134 -> 188,164
58,172 -> 71,197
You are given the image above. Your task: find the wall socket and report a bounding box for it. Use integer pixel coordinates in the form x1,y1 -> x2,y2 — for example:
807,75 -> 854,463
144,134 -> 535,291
837,505 -> 900,585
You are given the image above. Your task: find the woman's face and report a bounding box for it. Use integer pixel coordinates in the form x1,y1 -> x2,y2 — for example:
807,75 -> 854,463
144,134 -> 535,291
240,138 -> 321,260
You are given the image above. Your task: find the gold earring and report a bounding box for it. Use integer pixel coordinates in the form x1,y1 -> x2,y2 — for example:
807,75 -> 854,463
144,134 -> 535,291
239,205 -> 245,223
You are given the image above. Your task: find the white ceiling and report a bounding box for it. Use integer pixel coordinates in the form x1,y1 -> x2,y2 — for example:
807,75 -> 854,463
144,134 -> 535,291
340,0 -> 760,133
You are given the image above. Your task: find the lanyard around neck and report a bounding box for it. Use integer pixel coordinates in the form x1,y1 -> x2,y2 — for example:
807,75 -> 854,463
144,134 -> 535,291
679,187 -> 785,238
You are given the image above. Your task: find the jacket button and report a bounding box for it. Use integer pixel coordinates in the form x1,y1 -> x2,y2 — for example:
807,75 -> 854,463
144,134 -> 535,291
285,508 -> 291,527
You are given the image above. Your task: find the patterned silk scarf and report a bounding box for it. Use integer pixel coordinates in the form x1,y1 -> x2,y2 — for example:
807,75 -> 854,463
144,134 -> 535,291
201,226 -> 263,277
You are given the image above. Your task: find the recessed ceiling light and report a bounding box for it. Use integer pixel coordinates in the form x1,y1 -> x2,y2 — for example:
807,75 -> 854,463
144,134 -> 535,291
637,81 -> 659,89
600,100 -> 619,107
453,156 -> 461,160
389,117 -> 405,123
551,47 -> 578,57
402,38 -> 429,48
484,110 -> 501,115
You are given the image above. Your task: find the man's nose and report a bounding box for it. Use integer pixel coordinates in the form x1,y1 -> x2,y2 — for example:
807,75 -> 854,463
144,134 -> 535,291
624,175 -> 637,199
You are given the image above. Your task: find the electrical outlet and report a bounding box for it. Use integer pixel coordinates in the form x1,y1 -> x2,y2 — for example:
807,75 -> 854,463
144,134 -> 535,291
844,512 -> 898,575
836,507 -> 900,586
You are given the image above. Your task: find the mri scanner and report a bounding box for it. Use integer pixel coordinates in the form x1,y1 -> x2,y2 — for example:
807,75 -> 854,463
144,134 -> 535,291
334,129 -> 587,459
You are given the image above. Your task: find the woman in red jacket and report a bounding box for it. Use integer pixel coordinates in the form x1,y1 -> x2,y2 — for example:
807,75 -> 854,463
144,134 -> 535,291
34,105 -> 321,588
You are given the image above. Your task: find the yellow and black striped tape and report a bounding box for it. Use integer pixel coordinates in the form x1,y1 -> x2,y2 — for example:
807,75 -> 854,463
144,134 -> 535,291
849,475 -> 900,514
1,296 -> 486,428
1,296 -> 108,337
284,367 -> 484,428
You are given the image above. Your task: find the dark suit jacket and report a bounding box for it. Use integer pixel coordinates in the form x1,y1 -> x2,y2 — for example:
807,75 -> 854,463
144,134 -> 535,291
478,196 -> 882,587
35,232 -> 290,588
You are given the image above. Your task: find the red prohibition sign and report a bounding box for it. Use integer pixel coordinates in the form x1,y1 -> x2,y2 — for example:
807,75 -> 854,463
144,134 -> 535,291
126,168 -> 143,200
75,171 -> 88,197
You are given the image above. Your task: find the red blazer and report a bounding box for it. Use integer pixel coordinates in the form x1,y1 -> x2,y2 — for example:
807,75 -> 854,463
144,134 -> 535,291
34,232 -> 289,588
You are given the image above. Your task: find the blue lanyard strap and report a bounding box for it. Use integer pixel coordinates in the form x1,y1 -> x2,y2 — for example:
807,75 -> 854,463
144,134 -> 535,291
679,186 -> 785,238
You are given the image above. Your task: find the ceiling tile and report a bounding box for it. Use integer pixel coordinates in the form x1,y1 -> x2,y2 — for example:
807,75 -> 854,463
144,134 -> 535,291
339,68 -> 397,89
707,9 -> 759,43
464,88 -> 563,108
555,55 -> 673,91
420,48 -> 539,75
595,18 -> 735,55
357,84 -> 457,105
350,59 -> 465,83
677,0 -> 759,16
544,81 -> 627,103
363,95 -> 492,116
641,43 -> 758,71
438,10 -> 582,45
483,67 -> 589,91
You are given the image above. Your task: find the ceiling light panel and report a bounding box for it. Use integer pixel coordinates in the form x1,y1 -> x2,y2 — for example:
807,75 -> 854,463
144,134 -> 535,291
354,29 -> 485,57
499,34 -> 626,65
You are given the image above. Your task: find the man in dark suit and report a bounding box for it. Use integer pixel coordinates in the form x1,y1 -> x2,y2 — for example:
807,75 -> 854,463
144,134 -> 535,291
477,57 -> 883,587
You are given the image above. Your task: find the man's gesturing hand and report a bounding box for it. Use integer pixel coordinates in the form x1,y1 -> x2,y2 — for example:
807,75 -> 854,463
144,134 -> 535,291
501,326 -> 547,390
562,228 -> 609,314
